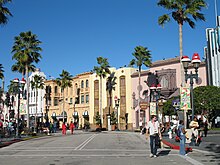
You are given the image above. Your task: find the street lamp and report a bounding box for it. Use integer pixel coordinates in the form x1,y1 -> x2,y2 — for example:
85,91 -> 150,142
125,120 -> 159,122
114,96 -> 120,130
13,78 -> 26,138
181,53 -> 201,121
149,83 -> 162,118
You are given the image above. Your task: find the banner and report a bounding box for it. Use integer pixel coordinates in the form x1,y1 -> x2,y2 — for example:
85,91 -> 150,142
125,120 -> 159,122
150,102 -> 156,115
180,87 -> 191,110
20,99 -> 27,114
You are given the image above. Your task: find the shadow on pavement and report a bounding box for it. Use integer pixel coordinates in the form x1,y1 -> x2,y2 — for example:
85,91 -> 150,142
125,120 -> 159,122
205,143 -> 220,155
158,150 -> 171,156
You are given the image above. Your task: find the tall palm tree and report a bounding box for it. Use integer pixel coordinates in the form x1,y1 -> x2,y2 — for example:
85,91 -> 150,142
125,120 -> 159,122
56,70 -> 72,123
30,75 -> 44,133
12,31 -> 42,129
157,0 -> 207,85
129,46 -> 152,129
0,0 -> 12,25
93,57 -> 111,128
11,60 -> 35,78
0,64 -> 4,114
106,72 -> 117,129
0,64 -> 4,80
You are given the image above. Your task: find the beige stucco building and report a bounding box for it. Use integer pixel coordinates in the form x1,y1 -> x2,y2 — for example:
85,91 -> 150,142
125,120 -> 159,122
44,67 -> 137,131
90,67 -> 137,130
44,72 -> 92,129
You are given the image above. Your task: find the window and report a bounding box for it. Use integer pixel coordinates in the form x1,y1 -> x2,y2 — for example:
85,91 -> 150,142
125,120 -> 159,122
81,80 -> 84,88
70,98 -> 73,104
86,80 -> 89,88
55,86 -> 58,93
86,95 -> 89,103
54,98 -> 58,106
81,95 -> 84,104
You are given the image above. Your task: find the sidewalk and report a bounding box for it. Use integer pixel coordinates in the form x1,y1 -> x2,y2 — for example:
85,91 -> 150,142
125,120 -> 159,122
162,129 -> 220,153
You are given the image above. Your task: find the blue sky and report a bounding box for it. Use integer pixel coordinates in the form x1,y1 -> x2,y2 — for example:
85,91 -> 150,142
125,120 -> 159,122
0,0 -> 218,88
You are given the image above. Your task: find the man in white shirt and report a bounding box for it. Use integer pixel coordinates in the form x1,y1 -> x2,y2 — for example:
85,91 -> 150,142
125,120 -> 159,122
146,115 -> 162,158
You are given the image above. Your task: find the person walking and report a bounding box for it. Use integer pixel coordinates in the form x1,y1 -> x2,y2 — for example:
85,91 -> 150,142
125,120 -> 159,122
53,121 -> 57,133
70,121 -> 75,134
62,122 -> 66,135
146,115 -> 162,158
203,120 -> 208,137
189,117 -> 199,144
178,120 -> 187,156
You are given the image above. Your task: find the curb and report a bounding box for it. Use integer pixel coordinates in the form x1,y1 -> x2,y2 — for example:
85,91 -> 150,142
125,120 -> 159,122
162,139 -> 193,152
0,134 -> 52,148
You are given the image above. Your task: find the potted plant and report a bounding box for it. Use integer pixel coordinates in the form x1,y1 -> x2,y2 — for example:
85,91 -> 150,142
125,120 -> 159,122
94,112 -> 101,130
110,112 -> 117,131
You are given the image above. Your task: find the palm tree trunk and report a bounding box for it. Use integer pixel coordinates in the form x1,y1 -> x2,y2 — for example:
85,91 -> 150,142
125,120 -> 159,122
34,88 -> 38,133
2,77 -> 4,92
138,67 -> 141,129
179,23 -> 187,127
62,90 -> 65,123
179,23 -> 185,87
100,77 -> 103,128
26,65 -> 30,129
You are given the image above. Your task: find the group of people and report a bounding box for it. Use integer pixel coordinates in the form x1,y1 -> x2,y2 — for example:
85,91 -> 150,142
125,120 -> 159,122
145,115 -> 209,158
62,121 -> 75,135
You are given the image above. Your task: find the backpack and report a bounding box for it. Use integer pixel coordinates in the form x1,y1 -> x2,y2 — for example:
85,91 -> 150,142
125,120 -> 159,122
177,126 -> 181,137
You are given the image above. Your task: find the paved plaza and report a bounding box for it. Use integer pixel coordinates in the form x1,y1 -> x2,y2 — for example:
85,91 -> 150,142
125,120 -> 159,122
0,131 -> 219,165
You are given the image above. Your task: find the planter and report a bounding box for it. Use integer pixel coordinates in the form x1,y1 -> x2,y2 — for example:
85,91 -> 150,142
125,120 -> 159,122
111,124 -> 116,131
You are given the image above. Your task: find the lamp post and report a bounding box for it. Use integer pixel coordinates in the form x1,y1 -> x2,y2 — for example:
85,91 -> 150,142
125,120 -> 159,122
13,78 -> 26,138
114,96 -> 120,130
181,53 -> 201,121
149,83 -> 162,118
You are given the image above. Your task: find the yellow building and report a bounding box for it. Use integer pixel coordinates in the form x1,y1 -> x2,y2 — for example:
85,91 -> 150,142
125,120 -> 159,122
44,67 -> 137,131
90,67 -> 137,130
44,72 -> 92,129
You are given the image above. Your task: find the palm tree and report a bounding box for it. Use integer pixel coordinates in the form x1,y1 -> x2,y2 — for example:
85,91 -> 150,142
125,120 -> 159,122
0,0 -> 12,25
157,0 -> 207,85
55,70 -> 72,123
12,31 -> 42,128
30,75 -> 44,133
0,64 -> 4,114
106,72 -> 117,129
129,46 -> 152,129
11,61 -> 35,78
0,64 -> 4,80
93,57 -> 111,128
0,64 -> 4,93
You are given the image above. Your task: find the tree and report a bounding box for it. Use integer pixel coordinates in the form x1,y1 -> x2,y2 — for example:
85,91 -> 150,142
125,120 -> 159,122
162,97 -> 178,116
0,64 -> 4,80
55,70 -> 72,123
11,60 -> 35,78
106,72 -> 117,127
30,75 -> 44,133
0,0 -> 12,25
129,46 -> 152,128
157,0 -> 207,86
194,86 -> 220,126
12,31 -> 42,128
93,57 -> 111,128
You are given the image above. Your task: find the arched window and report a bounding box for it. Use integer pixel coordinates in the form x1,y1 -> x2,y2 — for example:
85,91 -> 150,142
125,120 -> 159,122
86,79 -> 89,88
81,80 -> 84,88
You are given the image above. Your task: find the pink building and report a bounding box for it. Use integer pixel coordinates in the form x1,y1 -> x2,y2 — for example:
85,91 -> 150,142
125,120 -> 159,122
131,57 -> 207,129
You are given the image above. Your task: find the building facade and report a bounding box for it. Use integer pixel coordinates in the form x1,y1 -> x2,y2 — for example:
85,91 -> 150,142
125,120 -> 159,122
205,16 -> 220,86
28,69 -> 46,127
90,67 -> 137,130
44,72 -> 92,129
132,57 -> 207,128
